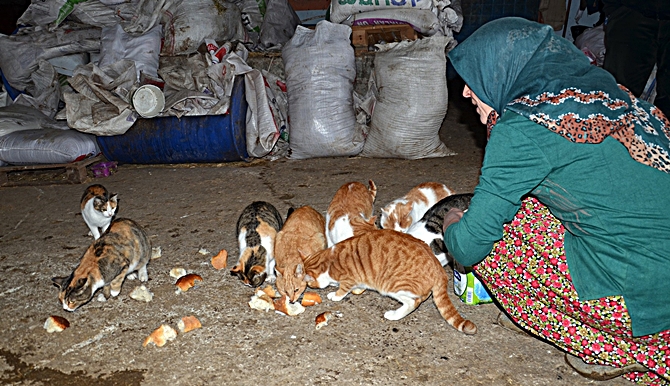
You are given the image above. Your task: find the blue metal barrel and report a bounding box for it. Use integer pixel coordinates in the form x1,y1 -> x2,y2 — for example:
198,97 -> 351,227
96,75 -> 249,164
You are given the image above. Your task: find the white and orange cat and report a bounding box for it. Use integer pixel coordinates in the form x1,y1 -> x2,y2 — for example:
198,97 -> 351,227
326,180 -> 377,247
81,184 -> 118,239
52,218 -> 151,311
231,201 -> 284,287
300,229 -> 477,335
378,182 -> 453,232
274,206 -> 327,303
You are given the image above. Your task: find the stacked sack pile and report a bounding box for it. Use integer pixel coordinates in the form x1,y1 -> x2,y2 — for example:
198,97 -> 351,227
281,0 -> 464,160
0,0 -> 301,166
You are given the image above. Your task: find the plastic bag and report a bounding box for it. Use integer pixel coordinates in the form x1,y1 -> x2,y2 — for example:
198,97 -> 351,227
282,21 -> 363,159
360,36 -> 455,159
161,0 -> 248,56
342,9 -> 441,36
99,23 -> 162,81
329,0 -> 434,24
0,128 -> 99,165
259,0 -> 301,49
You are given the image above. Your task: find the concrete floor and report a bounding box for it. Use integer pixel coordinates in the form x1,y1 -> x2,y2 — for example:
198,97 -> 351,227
0,84 -> 630,385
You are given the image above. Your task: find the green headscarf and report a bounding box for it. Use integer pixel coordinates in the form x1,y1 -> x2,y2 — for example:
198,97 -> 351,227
448,17 -> 670,173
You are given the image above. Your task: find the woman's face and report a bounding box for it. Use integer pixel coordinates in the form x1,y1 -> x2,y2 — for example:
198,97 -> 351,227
463,85 -> 494,125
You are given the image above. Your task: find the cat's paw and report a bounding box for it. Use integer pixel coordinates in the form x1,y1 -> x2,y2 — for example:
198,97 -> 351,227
127,273 -> 137,280
384,310 -> 402,320
351,288 -> 366,295
96,293 -> 107,302
327,292 -> 345,301
138,270 -> 149,282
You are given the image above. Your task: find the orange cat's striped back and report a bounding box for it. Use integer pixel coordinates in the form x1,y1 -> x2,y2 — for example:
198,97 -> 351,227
325,180 -> 377,247
303,229 -> 477,335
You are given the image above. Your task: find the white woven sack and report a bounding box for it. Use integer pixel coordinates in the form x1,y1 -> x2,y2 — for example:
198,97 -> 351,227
282,21 -> 363,159
360,36 -> 455,159
341,9 -> 441,36
161,0 -> 248,56
330,0 -> 434,24
0,129 -> 99,165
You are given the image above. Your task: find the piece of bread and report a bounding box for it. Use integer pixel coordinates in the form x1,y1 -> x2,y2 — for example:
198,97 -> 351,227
175,273 -> 203,292
211,249 -> 228,270
315,311 -> 333,330
177,315 -> 202,333
44,315 -> 70,333
129,285 -> 153,302
273,295 -> 305,316
248,290 -> 275,312
169,267 -> 187,279
143,324 -> 177,347
301,291 -> 322,307
151,246 -> 162,259
261,285 -> 278,298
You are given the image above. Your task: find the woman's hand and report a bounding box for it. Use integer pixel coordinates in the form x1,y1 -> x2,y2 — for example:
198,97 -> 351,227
443,208 -> 465,233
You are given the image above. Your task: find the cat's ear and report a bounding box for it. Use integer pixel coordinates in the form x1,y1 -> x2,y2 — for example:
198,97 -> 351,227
297,249 -> 308,260
295,263 -> 304,278
285,207 -> 295,221
303,274 -> 315,283
276,270 -> 283,280
109,194 -> 118,203
52,276 -> 68,289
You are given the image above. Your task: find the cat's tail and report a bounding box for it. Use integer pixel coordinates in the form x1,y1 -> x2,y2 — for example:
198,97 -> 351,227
432,274 -> 477,335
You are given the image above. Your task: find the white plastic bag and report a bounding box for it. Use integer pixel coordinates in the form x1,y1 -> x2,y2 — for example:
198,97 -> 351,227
0,128 -> 99,165
99,23 -> 162,80
161,0 -> 248,56
0,34 -> 99,92
64,60 -> 138,136
0,105 -> 68,138
329,0 -> 434,24
282,21 -> 363,159
360,36 -> 455,159
341,9 -> 441,36
225,53 -> 281,158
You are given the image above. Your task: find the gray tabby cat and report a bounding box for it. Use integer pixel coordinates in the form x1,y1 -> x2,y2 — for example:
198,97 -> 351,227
52,218 -> 151,311
406,193 -> 473,267
81,184 -> 118,239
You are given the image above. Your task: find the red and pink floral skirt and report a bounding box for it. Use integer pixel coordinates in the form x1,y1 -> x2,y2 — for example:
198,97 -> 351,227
473,197 -> 670,385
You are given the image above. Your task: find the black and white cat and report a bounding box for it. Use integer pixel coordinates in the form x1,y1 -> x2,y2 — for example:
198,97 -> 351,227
406,193 -> 473,267
81,184 -> 118,240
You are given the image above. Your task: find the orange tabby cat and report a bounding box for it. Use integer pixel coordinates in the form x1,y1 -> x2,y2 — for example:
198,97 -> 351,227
326,180 -> 377,247
379,182 -> 453,232
301,229 -> 477,335
274,206 -> 327,302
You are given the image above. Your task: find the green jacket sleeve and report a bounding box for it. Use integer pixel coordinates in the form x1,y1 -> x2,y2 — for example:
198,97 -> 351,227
444,113 -> 553,266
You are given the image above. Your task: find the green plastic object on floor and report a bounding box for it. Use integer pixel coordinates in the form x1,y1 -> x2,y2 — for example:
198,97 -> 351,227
453,261 -> 492,305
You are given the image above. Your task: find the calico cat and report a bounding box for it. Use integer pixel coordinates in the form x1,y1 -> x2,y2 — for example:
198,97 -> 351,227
52,218 -> 151,311
407,193 -> 473,267
378,182 -> 453,233
231,201 -> 284,287
301,229 -> 477,335
81,184 -> 118,240
274,206 -> 327,302
326,180 -> 377,247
